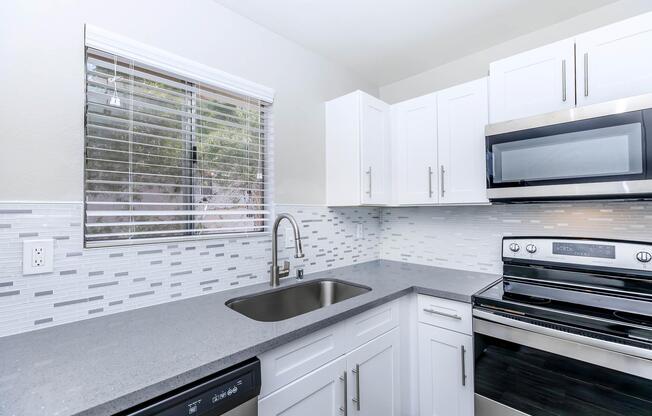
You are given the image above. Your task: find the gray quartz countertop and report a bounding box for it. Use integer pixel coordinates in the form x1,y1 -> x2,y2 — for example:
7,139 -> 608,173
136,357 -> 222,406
0,260 -> 499,416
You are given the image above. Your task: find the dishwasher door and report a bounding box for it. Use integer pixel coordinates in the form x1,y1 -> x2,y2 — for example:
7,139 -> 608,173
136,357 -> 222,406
124,358 -> 260,416
222,397 -> 257,416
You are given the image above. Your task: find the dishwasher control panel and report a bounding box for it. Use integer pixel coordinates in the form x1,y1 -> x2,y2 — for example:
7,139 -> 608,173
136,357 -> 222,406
125,358 -> 261,416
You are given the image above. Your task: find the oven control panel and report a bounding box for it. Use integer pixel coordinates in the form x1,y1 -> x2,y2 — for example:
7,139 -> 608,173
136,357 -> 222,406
503,238 -> 652,271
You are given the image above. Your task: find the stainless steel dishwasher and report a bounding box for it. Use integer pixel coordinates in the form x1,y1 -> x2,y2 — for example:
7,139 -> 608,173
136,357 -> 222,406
123,358 -> 260,416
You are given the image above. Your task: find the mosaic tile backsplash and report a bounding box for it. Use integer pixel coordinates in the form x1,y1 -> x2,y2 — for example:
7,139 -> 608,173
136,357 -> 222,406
382,201 -> 652,273
3,200 -> 652,337
0,204 -> 381,337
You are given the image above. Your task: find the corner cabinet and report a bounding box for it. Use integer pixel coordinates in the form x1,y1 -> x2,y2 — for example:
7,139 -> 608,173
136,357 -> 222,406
392,78 -> 489,205
325,90 -> 391,206
488,38 -> 575,123
392,93 -> 439,204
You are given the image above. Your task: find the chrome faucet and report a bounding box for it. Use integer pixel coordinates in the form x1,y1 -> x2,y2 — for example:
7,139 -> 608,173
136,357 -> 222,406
271,213 -> 304,287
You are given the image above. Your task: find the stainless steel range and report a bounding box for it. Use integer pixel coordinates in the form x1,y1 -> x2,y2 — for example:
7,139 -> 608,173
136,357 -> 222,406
473,237 -> 652,416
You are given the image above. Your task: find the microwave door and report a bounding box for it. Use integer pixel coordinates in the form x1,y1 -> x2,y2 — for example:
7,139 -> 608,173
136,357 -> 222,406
485,108 -> 652,201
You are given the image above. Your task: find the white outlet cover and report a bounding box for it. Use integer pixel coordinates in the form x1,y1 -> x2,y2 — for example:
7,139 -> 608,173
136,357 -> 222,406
23,239 -> 54,275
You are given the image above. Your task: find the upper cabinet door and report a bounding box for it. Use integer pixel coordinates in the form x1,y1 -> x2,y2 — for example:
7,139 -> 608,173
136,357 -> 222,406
489,38 -> 575,123
576,12 -> 652,107
360,93 -> 391,205
437,78 -> 489,204
393,93 -> 438,204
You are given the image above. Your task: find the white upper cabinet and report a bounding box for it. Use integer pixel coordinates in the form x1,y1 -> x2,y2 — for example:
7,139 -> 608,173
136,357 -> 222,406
489,38 -> 575,123
576,12 -> 652,106
326,90 -> 391,206
437,78 -> 489,204
360,93 -> 392,205
392,93 -> 438,204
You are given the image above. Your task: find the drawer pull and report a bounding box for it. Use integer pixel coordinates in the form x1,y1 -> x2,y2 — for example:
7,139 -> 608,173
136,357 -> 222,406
423,308 -> 462,320
352,364 -> 361,411
461,345 -> 467,386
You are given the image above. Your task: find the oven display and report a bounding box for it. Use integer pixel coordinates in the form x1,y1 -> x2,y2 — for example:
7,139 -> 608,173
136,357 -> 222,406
552,242 -> 615,259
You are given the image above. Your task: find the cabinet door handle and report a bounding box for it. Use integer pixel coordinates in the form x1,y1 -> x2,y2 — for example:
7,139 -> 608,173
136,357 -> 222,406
339,371 -> 347,415
351,364 -> 361,411
365,167 -> 372,198
428,166 -> 433,198
461,345 -> 467,386
584,53 -> 589,97
423,308 -> 462,320
561,59 -> 567,102
440,165 -> 445,198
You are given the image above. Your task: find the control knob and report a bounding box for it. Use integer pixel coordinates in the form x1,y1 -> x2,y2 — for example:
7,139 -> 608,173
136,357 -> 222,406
636,251 -> 652,263
526,244 -> 537,254
508,243 -> 520,253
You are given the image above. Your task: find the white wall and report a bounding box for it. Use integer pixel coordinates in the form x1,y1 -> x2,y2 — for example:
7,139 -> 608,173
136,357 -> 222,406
379,0 -> 652,103
0,0 -> 376,205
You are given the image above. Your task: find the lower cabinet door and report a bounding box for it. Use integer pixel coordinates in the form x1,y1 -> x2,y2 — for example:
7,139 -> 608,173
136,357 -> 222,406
418,323 -> 473,416
258,357 -> 347,416
346,327 -> 401,416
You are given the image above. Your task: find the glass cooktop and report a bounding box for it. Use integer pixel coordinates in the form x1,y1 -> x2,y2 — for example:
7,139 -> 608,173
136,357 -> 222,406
474,279 -> 652,349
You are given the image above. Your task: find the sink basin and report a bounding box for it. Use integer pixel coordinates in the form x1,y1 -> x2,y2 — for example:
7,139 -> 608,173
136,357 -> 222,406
225,279 -> 372,322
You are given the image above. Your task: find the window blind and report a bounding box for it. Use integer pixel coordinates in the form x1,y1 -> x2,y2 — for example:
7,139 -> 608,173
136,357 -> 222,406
84,47 -> 272,247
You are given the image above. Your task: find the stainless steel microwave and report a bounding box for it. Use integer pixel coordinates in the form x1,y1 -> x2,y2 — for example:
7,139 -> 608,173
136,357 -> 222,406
485,94 -> 652,202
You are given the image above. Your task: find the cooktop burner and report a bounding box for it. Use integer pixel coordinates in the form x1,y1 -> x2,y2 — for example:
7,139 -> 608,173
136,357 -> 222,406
502,291 -> 552,305
613,310 -> 652,327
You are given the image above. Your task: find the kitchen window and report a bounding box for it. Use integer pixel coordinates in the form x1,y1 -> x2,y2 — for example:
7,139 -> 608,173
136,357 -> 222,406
84,39 -> 273,247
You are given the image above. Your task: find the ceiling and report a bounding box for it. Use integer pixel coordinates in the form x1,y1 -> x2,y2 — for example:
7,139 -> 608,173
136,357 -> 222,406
214,0 -> 618,86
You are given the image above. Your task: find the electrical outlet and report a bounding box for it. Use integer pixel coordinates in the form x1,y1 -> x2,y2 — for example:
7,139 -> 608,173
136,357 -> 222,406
285,227 -> 295,249
23,239 -> 54,275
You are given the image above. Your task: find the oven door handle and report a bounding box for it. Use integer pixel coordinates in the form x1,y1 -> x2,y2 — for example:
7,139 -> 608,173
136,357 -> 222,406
473,309 -> 652,380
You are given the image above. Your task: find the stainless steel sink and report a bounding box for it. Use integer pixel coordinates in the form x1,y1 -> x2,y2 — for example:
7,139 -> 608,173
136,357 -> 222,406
225,279 -> 372,322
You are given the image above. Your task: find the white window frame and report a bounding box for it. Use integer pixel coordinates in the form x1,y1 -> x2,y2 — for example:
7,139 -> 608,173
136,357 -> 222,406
84,25 -> 275,247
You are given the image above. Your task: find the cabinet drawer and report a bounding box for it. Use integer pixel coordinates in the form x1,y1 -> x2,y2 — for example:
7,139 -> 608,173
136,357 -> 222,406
346,300 -> 400,351
417,295 -> 472,335
259,323 -> 347,397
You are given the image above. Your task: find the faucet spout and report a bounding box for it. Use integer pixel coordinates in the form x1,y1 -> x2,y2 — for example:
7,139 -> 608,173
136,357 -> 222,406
271,213 -> 304,287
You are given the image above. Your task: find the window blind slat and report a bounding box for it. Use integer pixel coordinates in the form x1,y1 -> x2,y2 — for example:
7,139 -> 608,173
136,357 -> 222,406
85,146 -> 266,168
86,209 -> 269,217
86,225 -> 271,240
87,100 -> 266,135
86,119 -> 265,145
84,46 -> 271,246
85,131 -> 266,158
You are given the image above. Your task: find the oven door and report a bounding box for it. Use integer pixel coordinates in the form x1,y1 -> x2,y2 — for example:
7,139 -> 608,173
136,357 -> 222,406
473,310 -> 652,416
485,108 -> 652,201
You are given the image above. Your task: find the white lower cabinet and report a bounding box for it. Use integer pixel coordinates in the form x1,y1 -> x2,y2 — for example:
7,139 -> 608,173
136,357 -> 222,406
258,302 -> 401,416
260,327 -> 401,416
347,327 -> 401,416
258,356 -> 347,416
418,323 -> 474,416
